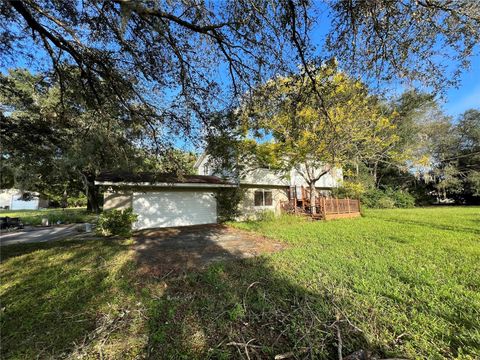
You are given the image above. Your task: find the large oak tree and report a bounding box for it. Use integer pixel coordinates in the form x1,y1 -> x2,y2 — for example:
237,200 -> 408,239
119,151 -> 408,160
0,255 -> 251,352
1,1 -> 479,150
1,68 -> 195,212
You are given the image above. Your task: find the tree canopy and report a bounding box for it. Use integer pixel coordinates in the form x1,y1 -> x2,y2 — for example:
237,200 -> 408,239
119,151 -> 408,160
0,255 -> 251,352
2,0 -> 479,151
431,109 -> 480,202
236,62 -> 399,212
1,1 -> 479,208
0,68 -> 195,211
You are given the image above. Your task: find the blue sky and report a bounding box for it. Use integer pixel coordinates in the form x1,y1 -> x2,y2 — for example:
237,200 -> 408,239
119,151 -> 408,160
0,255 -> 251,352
309,3 -> 480,120
443,56 -> 480,117
3,3 -> 478,149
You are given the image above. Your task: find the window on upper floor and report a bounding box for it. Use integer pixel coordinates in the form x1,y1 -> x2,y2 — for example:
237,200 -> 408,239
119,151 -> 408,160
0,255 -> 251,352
254,190 -> 273,206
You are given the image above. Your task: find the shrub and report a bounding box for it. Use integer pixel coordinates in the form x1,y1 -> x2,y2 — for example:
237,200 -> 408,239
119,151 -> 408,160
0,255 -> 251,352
387,189 -> 415,208
376,196 -> 396,209
360,188 -> 385,208
361,187 -> 415,209
216,187 -> 245,222
66,194 -> 88,207
47,210 -> 91,224
332,180 -> 367,199
96,208 -> 138,236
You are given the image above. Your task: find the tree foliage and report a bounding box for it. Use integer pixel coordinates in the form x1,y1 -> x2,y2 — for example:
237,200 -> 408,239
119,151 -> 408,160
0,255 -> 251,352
1,0 -> 478,151
240,62 -> 399,211
328,1 -> 480,90
0,69 -> 195,211
0,68 -> 142,211
340,90 -> 480,205
432,109 -> 480,202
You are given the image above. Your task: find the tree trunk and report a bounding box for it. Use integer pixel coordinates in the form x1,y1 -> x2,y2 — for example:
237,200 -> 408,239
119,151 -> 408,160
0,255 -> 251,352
309,182 -> 317,215
80,172 -> 100,214
86,188 -> 100,213
373,161 -> 378,188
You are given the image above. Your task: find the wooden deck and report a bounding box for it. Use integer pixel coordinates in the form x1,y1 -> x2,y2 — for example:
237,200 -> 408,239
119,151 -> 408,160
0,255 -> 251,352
281,186 -> 361,220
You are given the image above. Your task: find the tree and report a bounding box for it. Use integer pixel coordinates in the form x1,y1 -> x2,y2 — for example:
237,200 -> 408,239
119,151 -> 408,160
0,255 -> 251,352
327,1 -> 480,91
1,68 -> 200,211
241,62 -> 398,213
1,0 -> 478,156
432,109 -> 480,203
366,90 -> 438,189
0,68 -> 147,212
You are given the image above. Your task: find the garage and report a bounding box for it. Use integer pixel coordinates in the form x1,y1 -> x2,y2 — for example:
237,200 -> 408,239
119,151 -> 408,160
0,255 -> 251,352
95,171 -> 237,230
132,191 -> 217,229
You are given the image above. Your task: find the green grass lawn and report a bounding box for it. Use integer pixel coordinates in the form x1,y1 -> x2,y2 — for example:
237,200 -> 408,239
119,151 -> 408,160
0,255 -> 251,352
1,207 -> 479,359
0,207 -> 97,225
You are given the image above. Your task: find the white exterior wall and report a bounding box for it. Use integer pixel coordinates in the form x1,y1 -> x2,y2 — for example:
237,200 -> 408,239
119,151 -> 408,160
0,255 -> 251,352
196,154 -> 210,176
195,154 -> 342,189
195,154 -> 236,179
103,191 -> 132,210
0,189 -> 15,208
289,168 -> 343,188
237,187 -> 289,220
240,168 -> 289,186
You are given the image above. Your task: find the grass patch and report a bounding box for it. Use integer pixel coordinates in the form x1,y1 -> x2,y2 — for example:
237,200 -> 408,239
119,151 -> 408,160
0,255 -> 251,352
0,208 -> 96,226
1,207 -> 479,358
0,238 -> 146,359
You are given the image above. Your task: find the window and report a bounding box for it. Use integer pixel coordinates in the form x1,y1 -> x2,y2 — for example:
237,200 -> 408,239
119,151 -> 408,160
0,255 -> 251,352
254,190 -> 273,207
264,191 -> 273,206
254,191 -> 263,206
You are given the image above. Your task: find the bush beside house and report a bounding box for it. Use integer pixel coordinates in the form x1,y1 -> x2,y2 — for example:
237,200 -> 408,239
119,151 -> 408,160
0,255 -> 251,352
96,208 -> 138,236
334,184 -> 415,209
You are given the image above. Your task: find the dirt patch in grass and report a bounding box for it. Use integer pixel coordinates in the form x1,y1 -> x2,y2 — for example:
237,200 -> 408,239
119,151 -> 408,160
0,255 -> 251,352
133,224 -> 285,278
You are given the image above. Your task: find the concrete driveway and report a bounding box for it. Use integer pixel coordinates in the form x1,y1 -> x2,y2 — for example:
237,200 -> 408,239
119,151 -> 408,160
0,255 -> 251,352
134,224 -> 285,276
0,224 -> 87,246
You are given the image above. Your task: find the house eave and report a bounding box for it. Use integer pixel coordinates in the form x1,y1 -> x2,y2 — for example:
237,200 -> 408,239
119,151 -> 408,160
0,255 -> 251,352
94,181 -> 238,188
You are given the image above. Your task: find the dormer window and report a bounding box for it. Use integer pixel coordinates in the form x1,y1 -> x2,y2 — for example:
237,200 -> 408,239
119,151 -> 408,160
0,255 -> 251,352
203,163 -> 210,175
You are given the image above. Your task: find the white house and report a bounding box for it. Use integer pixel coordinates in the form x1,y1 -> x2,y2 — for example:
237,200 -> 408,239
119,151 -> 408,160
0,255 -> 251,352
0,189 -> 48,210
195,154 -> 342,219
96,155 -> 342,230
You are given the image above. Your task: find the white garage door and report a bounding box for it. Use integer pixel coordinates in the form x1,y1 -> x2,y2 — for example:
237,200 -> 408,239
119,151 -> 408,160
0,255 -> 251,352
132,191 -> 217,229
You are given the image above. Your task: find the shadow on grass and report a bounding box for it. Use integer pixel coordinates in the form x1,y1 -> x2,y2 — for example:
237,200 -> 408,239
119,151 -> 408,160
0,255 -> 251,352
3,222 -> 475,359
0,238 -> 140,359
135,226 -> 377,359
138,223 -> 480,359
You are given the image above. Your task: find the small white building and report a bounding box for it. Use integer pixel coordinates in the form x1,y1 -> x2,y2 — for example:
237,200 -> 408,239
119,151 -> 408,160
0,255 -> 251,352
0,189 -> 48,210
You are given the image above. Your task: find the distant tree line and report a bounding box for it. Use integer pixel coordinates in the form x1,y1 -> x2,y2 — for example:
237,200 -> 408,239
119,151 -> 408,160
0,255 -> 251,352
337,99 -> 480,206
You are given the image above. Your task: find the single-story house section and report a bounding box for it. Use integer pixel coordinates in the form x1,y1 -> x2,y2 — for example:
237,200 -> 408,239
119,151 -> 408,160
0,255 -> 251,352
0,188 -> 49,210
95,172 -> 237,230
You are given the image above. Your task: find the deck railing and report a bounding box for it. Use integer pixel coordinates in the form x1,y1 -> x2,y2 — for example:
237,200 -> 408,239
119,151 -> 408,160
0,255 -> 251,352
318,197 -> 360,215
280,196 -> 361,220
